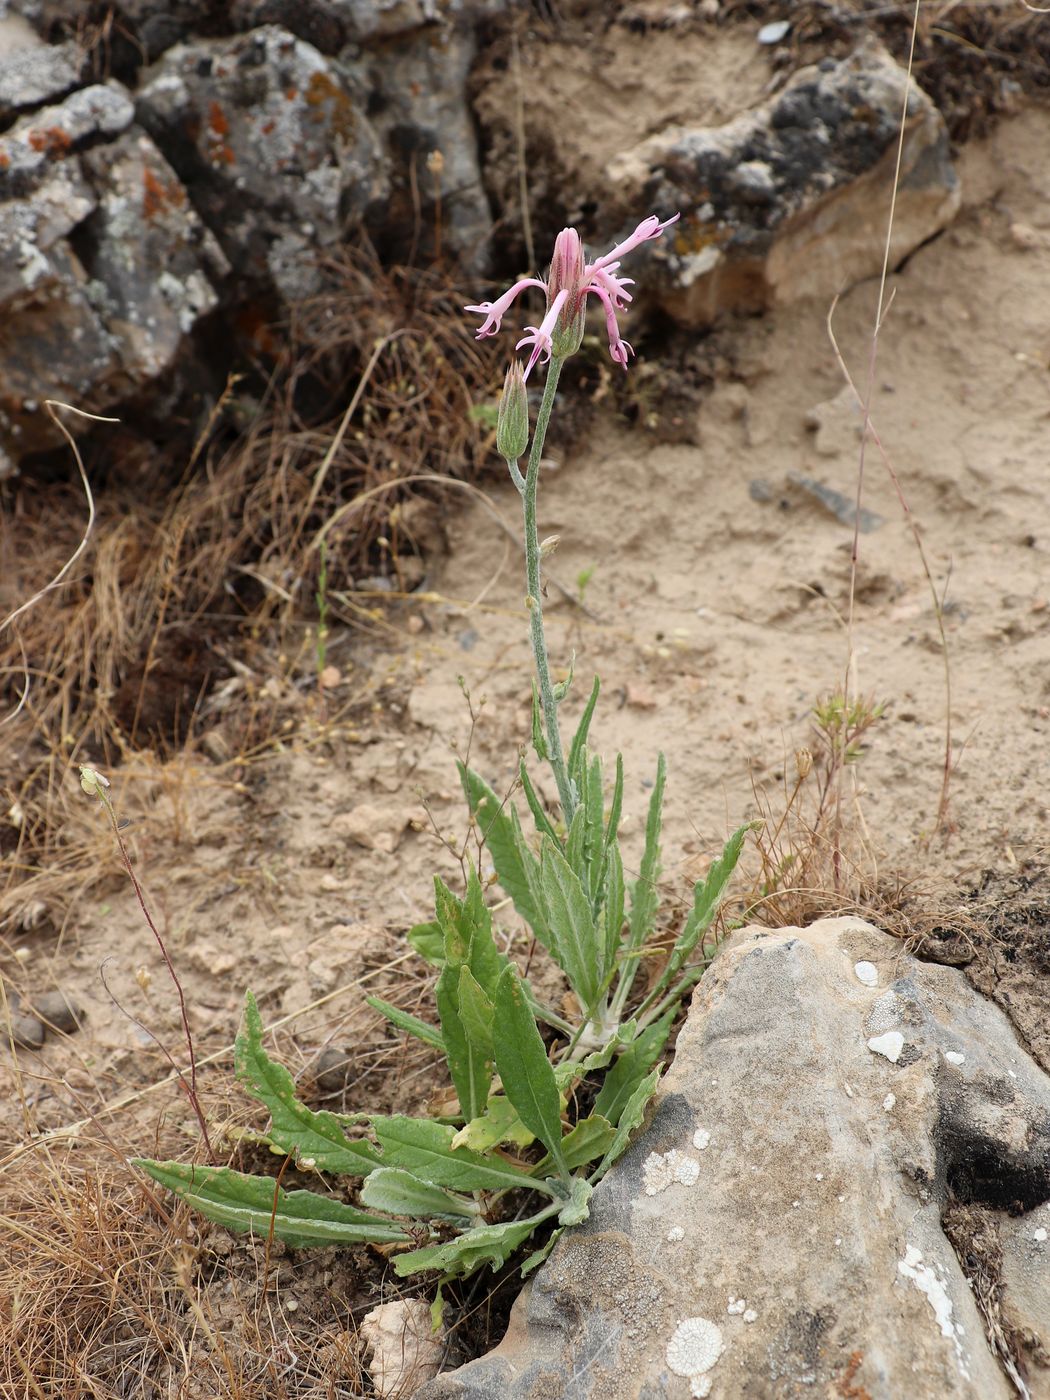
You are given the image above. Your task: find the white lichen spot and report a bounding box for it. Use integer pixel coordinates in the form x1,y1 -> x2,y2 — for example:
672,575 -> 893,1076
1034,1228 -> 1048,1244
743,1309 -> 758,1324
898,1246 -> 969,1379
1009,1068 -> 1018,1078
844,1082 -> 855,1097
835,1237 -> 842,1247
883,1093 -> 897,1111
944,1051 -> 965,1066
868,1031 -> 905,1063
666,1317 -> 723,1395
667,1225 -> 685,1243
837,1195 -> 845,1203
642,1148 -> 700,1196
854,960 -> 878,987
692,1128 -> 711,1150
727,1297 -> 746,1315
815,1173 -> 824,1182
792,1200 -> 801,1209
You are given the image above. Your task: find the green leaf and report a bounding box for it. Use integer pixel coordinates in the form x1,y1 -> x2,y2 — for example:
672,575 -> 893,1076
594,1010 -> 673,1127
393,1216 -> 540,1279
372,1115 -> 552,1196
568,676 -> 600,782
458,764 -> 551,944
539,837 -> 601,1009
493,966 -> 565,1167
551,651 -> 574,703
530,680 -> 549,762
134,1160 -> 408,1248
602,841 -> 626,975
408,921 -> 444,966
603,753 -> 624,862
457,967 -> 495,1060
593,1066 -> 661,1183
520,1228 -> 562,1276
645,823 -> 751,1010
236,992 -> 379,1175
518,760 -> 560,845
366,996 -> 445,1051
435,961 -> 491,1122
582,752 -> 606,906
628,754 -> 666,946
451,1095 -> 536,1152
360,1168 -> 479,1221
558,1177 -> 593,1227
536,1114 -> 615,1173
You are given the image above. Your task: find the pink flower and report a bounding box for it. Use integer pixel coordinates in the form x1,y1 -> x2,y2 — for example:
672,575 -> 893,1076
464,213 -> 679,375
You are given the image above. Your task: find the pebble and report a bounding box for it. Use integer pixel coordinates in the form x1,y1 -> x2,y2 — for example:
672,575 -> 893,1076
28,990 -> 85,1034
315,1046 -> 351,1093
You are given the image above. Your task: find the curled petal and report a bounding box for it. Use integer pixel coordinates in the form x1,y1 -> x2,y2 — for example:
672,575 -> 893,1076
588,264 -> 634,310
588,212 -> 680,275
517,289 -> 568,380
591,285 -> 635,370
464,277 -> 546,338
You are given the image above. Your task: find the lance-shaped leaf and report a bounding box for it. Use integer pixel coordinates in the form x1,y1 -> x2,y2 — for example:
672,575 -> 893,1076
365,996 -> 445,1051
456,967 -> 495,1060
451,1095 -> 535,1153
521,1228 -> 562,1277
407,921 -> 444,966
134,1160 -> 408,1248
235,992 -> 379,1175
360,1167 -> 480,1221
493,966 -> 566,1170
534,1114 -> 615,1174
435,961 -> 491,1123
393,1216 -> 541,1279
458,764 -> 551,944
372,1115 -> 555,1196
568,676 -> 601,783
642,823 -> 750,1011
518,759 -> 560,845
539,837 -> 602,1009
593,1066 -> 661,1184
594,1010 -> 673,1127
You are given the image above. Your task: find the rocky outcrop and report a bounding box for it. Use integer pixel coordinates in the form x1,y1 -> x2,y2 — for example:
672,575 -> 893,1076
612,41 -> 961,325
423,919 -> 1050,1400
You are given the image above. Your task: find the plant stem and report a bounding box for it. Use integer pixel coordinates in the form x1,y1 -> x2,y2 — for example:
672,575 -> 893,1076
518,357 -> 575,825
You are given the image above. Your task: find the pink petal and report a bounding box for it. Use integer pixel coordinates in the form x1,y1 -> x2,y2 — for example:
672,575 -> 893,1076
464,277 -> 546,339
587,212 -> 680,275
588,264 -> 635,310
517,289 -> 568,380
590,284 -> 635,370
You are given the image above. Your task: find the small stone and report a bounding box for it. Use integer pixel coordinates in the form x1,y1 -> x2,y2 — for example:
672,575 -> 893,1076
868,1031 -> 905,1063
625,683 -> 658,710
314,1046 -> 350,1093
1034,1228 -> 1047,1244
6,1010 -> 45,1049
27,990 -> 83,1034
883,1093 -> 897,1111
944,1051 -> 965,1066
361,1298 -> 444,1398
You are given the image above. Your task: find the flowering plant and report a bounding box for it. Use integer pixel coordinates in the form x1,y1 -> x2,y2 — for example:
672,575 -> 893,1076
134,214 -> 748,1295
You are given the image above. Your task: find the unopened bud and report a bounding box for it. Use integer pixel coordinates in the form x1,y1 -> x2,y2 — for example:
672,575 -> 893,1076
547,228 -> 587,358
496,360 -> 529,461
795,747 -> 813,780
539,534 -> 560,558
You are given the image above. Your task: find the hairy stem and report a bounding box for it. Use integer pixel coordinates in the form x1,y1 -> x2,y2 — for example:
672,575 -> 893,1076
517,357 -> 575,824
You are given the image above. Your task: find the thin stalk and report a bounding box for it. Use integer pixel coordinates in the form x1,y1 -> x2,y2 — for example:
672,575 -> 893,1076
519,357 -> 575,824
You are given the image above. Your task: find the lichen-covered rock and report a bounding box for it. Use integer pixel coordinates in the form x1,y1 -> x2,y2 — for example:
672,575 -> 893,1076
0,81 -> 227,462
135,25 -> 387,279
0,17 -> 80,122
423,918 -> 1050,1399
610,40 -> 961,325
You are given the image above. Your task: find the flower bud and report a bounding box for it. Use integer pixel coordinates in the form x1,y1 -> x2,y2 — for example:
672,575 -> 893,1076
547,228 -> 587,359
795,747 -> 813,780
496,360 -> 529,460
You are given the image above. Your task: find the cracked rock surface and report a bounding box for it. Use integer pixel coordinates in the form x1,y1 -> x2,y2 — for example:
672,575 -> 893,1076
423,919 -> 1050,1400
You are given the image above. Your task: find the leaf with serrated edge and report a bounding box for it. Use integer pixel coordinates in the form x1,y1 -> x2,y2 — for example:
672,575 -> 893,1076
451,1095 -> 535,1152
393,1217 -> 540,1278
593,1066 -> 661,1183
594,1010 -> 673,1127
365,995 -> 444,1050
360,1167 -> 479,1221
134,1160 -> 407,1248
236,992 -> 379,1175
539,838 -> 600,1009
458,764 -> 551,945
373,1116 -> 554,1196
493,966 -> 565,1166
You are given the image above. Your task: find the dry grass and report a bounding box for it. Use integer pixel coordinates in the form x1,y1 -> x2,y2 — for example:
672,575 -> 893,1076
0,246 -> 498,939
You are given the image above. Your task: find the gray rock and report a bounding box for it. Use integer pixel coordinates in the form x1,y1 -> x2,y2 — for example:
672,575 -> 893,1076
1000,1203 -> 1050,1397
0,82 -> 134,193
363,22 -> 491,268
0,24 -> 80,123
135,25 -> 388,279
609,40 -> 961,325
424,919 -> 1050,1400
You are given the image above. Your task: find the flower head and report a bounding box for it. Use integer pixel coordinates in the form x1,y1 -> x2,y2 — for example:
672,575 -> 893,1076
464,212 -> 679,378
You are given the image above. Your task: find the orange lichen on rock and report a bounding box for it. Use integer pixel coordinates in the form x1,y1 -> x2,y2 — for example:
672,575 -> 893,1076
27,127 -> 73,156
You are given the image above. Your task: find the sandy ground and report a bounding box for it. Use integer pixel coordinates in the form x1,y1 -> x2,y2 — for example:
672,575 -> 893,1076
2,79 -> 1050,1394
